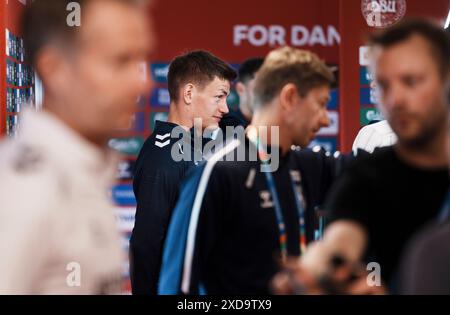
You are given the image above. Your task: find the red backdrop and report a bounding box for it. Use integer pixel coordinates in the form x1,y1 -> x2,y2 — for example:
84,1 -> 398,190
149,0 -> 449,152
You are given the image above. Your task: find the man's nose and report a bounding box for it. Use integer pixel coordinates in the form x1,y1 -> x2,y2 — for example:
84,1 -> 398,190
384,84 -> 407,111
220,99 -> 230,114
321,110 -> 331,127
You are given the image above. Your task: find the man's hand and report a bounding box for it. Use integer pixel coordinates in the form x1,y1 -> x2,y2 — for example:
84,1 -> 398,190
271,256 -> 387,295
271,257 -> 325,295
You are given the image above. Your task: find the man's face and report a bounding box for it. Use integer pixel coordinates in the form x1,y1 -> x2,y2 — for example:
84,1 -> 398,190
62,1 -> 154,143
191,76 -> 230,130
286,85 -> 331,148
237,77 -> 256,114
373,35 -> 448,148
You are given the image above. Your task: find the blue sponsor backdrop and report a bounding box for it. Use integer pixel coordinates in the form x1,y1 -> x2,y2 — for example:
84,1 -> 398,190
360,87 -> 378,106
112,184 -> 136,206
150,63 -> 170,83
359,66 -> 373,85
327,89 -> 339,110
150,88 -> 170,108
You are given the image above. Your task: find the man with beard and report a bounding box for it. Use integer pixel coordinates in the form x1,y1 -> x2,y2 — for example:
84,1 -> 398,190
272,18 -> 450,295
159,47 -> 340,294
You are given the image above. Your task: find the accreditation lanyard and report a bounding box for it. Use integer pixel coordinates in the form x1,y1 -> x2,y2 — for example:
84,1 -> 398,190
254,139 -> 307,261
438,188 -> 450,223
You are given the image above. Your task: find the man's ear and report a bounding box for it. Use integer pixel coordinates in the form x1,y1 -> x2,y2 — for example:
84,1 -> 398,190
279,83 -> 299,112
35,46 -> 69,94
235,82 -> 246,98
182,83 -> 195,105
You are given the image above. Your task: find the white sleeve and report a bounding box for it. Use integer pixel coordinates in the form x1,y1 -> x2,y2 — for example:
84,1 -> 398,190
0,166 -> 57,294
352,125 -> 377,154
352,121 -> 397,155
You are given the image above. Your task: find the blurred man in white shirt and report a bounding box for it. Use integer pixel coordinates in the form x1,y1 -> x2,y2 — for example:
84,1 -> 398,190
0,0 -> 154,294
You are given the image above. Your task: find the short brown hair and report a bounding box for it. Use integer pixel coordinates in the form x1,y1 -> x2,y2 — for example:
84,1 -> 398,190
253,47 -> 334,108
22,0 -> 146,68
167,50 -> 237,103
368,18 -> 450,78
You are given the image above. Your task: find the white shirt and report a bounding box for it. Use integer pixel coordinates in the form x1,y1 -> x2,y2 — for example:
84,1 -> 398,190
0,110 -> 123,294
352,120 -> 397,155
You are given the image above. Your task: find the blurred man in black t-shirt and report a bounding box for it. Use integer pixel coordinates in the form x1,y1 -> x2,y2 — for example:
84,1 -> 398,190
398,92 -> 450,295
272,19 -> 450,294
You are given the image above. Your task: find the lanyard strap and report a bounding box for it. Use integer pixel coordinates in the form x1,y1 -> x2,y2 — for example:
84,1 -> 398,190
289,175 -> 308,255
262,167 -> 307,261
438,188 -> 450,223
249,131 -> 307,261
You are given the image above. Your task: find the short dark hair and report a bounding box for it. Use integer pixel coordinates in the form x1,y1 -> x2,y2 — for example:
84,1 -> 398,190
22,0 -> 145,68
369,18 -> 450,78
238,57 -> 264,84
167,50 -> 237,103
254,47 -> 334,108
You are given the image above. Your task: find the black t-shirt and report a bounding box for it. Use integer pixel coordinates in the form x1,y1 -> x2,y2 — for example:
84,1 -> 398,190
191,139 -> 344,294
325,146 -> 449,286
130,121 -> 205,294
